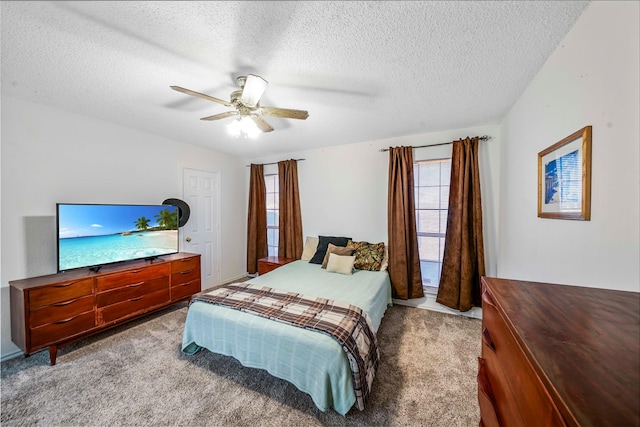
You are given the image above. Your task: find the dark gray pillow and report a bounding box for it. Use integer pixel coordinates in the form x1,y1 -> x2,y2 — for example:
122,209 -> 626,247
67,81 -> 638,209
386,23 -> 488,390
309,236 -> 351,264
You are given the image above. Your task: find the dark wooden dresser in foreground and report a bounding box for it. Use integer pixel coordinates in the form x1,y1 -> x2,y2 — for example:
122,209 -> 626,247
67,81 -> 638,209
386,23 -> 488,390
10,252 -> 201,365
478,276 -> 639,427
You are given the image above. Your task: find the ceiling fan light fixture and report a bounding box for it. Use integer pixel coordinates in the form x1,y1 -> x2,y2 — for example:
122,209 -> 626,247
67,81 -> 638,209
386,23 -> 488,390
227,116 -> 261,139
172,73 -> 308,134
240,74 -> 268,108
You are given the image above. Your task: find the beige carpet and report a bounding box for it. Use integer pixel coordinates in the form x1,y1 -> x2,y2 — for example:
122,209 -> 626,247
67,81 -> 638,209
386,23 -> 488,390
1,302 -> 481,426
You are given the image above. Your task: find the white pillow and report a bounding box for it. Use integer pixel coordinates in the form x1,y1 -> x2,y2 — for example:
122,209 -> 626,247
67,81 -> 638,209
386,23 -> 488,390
326,253 -> 355,275
300,236 -> 319,261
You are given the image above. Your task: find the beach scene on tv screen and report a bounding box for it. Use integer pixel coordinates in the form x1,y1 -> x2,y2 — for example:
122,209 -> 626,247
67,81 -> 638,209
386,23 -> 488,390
58,204 -> 179,271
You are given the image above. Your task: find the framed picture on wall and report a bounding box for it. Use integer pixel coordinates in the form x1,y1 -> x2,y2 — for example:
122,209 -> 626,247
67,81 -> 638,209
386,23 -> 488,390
538,126 -> 592,220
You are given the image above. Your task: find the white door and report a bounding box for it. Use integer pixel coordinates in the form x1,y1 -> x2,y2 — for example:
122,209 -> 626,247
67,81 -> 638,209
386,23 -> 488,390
182,168 -> 220,290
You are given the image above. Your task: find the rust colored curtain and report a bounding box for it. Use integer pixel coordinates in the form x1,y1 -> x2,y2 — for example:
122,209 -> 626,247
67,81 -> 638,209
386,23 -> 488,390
278,159 -> 303,259
387,146 -> 424,300
246,164 -> 268,274
436,137 -> 486,312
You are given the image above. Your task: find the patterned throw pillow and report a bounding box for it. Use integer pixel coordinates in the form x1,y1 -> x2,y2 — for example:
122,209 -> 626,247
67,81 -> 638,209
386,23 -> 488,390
347,240 -> 385,271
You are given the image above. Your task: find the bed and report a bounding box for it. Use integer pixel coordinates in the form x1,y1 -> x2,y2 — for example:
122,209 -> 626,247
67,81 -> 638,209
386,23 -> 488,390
181,259 -> 392,415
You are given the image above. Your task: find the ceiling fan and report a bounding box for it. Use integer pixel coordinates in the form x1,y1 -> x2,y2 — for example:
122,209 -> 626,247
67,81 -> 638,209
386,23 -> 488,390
170,74 -> 309,134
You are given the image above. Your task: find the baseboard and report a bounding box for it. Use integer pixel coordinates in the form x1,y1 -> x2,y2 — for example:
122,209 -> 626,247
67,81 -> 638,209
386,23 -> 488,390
1,349 -> 24,363
393,294 -> 483,320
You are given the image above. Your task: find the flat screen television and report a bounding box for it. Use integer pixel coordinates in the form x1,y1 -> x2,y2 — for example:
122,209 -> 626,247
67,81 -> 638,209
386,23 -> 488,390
57,203 -> 180,272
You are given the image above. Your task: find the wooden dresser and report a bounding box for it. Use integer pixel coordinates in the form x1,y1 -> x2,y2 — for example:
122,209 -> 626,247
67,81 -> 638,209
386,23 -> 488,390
478,277 -> 639,426
10,252 -> 201,365
257,256 -> 296,275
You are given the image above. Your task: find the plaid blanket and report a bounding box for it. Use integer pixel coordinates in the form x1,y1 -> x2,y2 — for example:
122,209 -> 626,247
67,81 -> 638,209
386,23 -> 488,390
191,283 -> 380,411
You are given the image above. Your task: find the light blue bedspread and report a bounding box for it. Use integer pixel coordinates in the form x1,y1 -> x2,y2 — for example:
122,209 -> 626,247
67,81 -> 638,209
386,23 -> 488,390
181,260 -> 392,415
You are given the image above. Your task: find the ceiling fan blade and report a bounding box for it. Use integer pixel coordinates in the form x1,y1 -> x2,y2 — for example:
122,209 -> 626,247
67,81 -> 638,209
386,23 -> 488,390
251,116 -> 274,133
200,111 -> 238,121
260,107 -> 309,120
170,86 -> 233,107
240,75 -> 268,108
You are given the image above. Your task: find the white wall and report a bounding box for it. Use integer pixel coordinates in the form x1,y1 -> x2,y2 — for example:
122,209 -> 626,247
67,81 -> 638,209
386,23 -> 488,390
1,97 -> 248,359
498,1 -> 639,291
246,123 -> 501,319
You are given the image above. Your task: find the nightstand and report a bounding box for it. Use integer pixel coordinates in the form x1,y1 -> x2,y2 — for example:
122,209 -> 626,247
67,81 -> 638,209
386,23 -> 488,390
257,256 -> 296,275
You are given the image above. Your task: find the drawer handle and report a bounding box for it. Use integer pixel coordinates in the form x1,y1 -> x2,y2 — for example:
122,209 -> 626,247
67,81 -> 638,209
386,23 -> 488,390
53,298 -> 81,307
482,327 -> 496,352
179,269 -> 193,274
54,314 -> 81,324
54,281 -> 80,288
127,282 -> 144,288
129,296 -> 144,302
129,269 -> 143,274
179,282 -> 193,287
482,290 -> 497,308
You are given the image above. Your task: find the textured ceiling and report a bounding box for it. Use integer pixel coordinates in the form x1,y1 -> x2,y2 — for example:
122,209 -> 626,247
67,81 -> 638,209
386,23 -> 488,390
1,1 -> 590,158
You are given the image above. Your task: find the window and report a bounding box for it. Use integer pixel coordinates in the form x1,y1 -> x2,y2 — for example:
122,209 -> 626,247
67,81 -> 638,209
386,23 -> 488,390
414,159 -> 451,292
265,174 -> 279,256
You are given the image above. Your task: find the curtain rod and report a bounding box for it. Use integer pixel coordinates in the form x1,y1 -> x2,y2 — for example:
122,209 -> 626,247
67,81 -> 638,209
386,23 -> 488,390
378,135 -> 492,152
246,158 -> 306,167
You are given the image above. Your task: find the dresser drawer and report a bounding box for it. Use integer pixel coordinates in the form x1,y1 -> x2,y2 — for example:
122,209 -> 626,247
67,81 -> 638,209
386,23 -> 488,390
477,357 -> 500,427
257,257 -> 295,275
30,311 -> 95,348
171,268 -> 200,286
171,279 -> 201,301
172,256 -> 200,274
96,276 -> 169,308
97,288 -> 170,325
29,278 -> 93,309
96,264 -> 170,292
481,328 -> 525,426
258,262 -> 277,275
30,295 -> 95,328
482,289 -> 565,426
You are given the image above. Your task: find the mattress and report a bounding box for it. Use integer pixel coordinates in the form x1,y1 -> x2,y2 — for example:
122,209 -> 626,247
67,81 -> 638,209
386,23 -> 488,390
181,260 -> 392,415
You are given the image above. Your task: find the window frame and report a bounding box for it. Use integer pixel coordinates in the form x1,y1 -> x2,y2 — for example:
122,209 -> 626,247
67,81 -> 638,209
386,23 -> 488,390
264,173 -> 279,257
414,157 -> 451,294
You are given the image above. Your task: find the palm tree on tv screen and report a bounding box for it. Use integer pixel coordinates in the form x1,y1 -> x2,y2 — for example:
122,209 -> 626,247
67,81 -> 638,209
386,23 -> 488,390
155,209 -> 178,230
134,216 -> 151,231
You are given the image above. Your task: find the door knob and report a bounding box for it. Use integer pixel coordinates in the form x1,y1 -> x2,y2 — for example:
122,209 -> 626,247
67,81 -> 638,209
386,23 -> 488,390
185,237 -> 191,242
